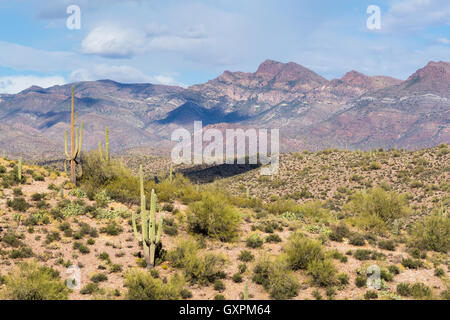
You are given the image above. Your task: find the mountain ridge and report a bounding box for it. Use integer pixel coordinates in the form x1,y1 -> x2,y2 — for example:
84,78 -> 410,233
0,60 -> 448,158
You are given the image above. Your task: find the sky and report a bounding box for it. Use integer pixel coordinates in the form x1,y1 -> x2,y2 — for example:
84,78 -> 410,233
0,0 -> 449,93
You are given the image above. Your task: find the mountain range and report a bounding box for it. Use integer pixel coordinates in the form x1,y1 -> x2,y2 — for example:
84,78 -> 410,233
0,59 -> 448,159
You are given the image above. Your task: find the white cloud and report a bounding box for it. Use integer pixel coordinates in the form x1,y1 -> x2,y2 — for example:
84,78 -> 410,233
383,0 -> 450,32
70,64 -> 186,86
81,25 -> 147,58
81,22 -> 209,59
0,75 -> 65,94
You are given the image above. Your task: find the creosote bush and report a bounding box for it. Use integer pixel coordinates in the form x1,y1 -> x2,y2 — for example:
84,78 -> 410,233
187,191 -> 240,242
252,255 -> 300,300
345,188 -> 411,233
409,207 -> 449,253
0,261 -> 69,300
125,269 -> 184,300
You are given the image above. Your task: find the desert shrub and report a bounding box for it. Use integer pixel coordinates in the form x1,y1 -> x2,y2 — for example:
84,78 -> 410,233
167,239 -> 199,268
0,261 -> 68,300
91,273 -> 108,283
397,282 -> 432,299
80,282 -> 99,295
168,239 -> 227,285
246,234 -> 264,248
434,267 -> 445,277
401,258 -> 423,269
183,252 -> 227,286
1,231 -> 22,247
265,234 -> 282,243
232,273 -> 243,283
9,247 -> 33,259
163,217 -> 178,236
283,233 -> 324,270
355,275 -> 367,288
101,221 -> 122,236
45,231 -> 61,244
364,290 -> 378,299
307,259 -> 337,287
409,207 -> 449,253
238,250 -> 254,262
378,240 -> 396,251
94,190 -> 111,208
252,256 -> 299,300
337,273 -> 349,285
354,249 -> 384,261
187,192 -> 240,242
345,188 -> 411,233
388,265 -> 400,275
125,269 -> 184,300
7,197 -> 31,212
329,222 -> 350,242
349,234 -> 365,246
213,279 -> 226,292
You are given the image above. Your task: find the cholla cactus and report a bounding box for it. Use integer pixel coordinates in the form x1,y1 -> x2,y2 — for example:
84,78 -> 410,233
64,86 -> 83,185
132,165 -> 163,268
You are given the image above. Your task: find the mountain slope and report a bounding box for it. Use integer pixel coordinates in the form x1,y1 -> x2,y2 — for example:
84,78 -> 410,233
0,60 -> 448,157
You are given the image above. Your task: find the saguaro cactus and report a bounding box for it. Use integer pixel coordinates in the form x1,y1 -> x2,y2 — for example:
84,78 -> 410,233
132,165 -> 163,268
105,126 -> 110,162
64,86 -> 84,185
98,127 -> 110,162
18,157 -> 22,182
169,164 -> 173,182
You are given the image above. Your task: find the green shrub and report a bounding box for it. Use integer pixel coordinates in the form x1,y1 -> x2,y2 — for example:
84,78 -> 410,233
345,188 -> 411,233
378,240 -> 396,251
364,290 -> 378,299
409,208 -> 449,253
401,258 -> 423,269
337,273 -> 349,285
213,279 -> 226,292
187,192 -> 240,242
232,273 -> 243,283
9,247 -> 33,259
125,269 -> 184,300
80,282 -> 99,295
91,273 -> 108,283
246,234 -> 264,248
252,256 -> 299,300
355,275 -> 367,288
238,250 -> 254,262
283,233 -> 324,270
349,234 -> 365,246
397,282 -> 432,299
0,261 -> 68,300
307,259 -> 337,287
265,234 -> 282,243
7,197 -> 31,212
329,222 -> 350,242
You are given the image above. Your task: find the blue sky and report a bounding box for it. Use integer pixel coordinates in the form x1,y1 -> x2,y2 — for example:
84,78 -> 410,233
0,0 -> 449,93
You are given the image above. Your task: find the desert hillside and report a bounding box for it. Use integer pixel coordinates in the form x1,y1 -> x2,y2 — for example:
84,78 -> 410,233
0,144 -> 448,300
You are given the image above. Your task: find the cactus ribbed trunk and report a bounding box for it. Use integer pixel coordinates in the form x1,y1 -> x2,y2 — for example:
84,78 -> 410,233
64,86 -> 83,186
132,165 -> 163,268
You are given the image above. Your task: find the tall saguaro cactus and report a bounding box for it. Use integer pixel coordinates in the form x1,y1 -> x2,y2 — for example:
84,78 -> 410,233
105,126 -> 110,162
98,127 -> 110,162
64,86 -> 84,185
132,165 -> 163,268
18,157 -> 22,182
